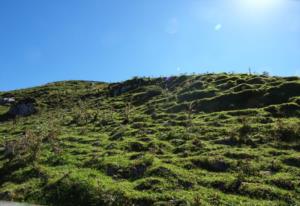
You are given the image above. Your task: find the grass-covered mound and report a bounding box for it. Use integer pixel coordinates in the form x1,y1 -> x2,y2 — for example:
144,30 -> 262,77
0,73 -> 300,205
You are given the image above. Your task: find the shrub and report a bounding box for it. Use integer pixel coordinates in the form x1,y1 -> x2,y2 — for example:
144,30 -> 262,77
208,193 -> 222,206
272,119 -> 300,142
44,173 -> 106,206
192,194 -> 203,206
236,160 -> 259,176
3,130 -> 42,164
237,117 -> 253,137
227,118 -> 255,146
269,160 -> 283,173
191,157 -> 231,172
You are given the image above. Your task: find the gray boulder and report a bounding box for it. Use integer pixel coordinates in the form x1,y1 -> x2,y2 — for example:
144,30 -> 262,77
0,97 -> 15,105
8,98 -> 36,117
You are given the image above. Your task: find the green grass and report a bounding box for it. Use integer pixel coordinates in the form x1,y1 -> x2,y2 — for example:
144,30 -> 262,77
0,106 -> 8,115
0,73 -> 300,205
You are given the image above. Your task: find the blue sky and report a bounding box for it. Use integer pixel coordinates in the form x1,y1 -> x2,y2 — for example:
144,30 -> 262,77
0,0 -> 300,91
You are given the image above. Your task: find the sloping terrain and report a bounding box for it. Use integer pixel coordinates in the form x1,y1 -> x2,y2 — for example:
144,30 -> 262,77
0,73 -> 300,206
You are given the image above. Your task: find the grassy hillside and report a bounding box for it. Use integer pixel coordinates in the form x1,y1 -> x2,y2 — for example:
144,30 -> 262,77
0,73 -> 300,206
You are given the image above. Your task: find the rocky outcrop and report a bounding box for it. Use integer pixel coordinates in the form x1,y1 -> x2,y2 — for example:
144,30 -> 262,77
0,97 -> 15,105
109,78 -> 149,96
8,98 -> 37,117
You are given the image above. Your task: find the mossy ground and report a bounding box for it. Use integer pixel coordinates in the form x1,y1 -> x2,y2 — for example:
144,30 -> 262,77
0,73 -> 300,205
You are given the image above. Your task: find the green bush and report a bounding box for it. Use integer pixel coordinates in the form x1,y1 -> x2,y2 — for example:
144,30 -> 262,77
272,119 -> 300,142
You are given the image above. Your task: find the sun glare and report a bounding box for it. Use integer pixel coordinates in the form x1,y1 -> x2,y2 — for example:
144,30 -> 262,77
236,0 -> 283,20
243,0 -> 280,10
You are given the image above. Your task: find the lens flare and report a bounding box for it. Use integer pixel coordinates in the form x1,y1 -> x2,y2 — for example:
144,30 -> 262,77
243,0 -> 279,10
236,0 -> 283,20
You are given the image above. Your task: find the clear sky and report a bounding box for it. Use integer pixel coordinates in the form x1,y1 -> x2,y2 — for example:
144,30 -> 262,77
0,0 -> 300,91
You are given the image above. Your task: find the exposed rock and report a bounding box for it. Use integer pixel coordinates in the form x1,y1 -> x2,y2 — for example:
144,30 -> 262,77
109,84 -> 137,96
109,78 -> 147,96
8,98 -> 37,117
0,97 -> 15,105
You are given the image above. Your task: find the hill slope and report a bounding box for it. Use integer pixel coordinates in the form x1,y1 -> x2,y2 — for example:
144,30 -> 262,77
0,73 -> 300,206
